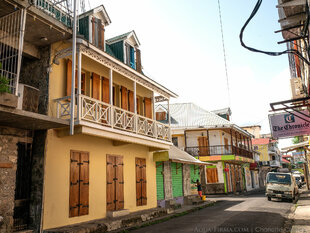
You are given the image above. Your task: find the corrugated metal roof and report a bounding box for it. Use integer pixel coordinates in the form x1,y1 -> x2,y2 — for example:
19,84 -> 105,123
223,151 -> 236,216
159,103 -> 231,128
212,107 -> 232,115
106,30 -> 140,46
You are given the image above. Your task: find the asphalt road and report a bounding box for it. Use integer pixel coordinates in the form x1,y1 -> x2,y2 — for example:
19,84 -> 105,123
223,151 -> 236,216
130,194 -> 294,233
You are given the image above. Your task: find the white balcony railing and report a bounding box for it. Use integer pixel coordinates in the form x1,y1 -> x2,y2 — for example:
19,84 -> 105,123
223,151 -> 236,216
55,95 -> 171,142
269,160 -> 281,167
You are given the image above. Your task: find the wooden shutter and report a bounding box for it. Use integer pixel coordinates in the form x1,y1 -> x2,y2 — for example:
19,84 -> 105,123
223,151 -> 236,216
224,138 -> 229,150
128,90 -> 134,113
92,73 -> 100,100
102,78 -> 109,103
136,48 -> 142,73
106,155 -> 115,211
206,168 -> 218,184
106,155 -> 124,211
198,136 -> 208,156
98,21 -> 104,50
69,152 -> 80,217
79,152 -> 89,216
136,158 -> 147,206
69,151 -> 89,217
121,86 -> 128,110
156,112 -> 166,121
91,17 -> 95,45
144,97 -> 152,119
67,60 -> 73,96
136,97 -> 140,114
115,156 -> 124,210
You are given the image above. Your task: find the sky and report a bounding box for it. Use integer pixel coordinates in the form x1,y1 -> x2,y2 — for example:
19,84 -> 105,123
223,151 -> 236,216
88,0 -> 293,148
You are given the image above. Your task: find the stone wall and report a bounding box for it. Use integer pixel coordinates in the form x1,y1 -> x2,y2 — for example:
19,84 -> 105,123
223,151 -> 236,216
29,130 -> 47,232
163,161 -> 172,199
183,164 -> 191,196
20,46 -> 51,115
0,129 -> 20,233
205,183 -> 225,194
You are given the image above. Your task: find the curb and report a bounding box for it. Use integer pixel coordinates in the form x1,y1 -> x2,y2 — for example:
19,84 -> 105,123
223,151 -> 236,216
113,201 -> 218,233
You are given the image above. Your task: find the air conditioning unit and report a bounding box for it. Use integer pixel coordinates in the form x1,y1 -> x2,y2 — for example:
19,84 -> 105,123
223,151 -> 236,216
290,78 -> 306,99
17,84 -> 40,113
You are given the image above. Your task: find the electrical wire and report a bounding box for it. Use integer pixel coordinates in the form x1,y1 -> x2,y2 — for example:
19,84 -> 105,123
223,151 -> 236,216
240,0 -> 310,66
217,0 -> 231,109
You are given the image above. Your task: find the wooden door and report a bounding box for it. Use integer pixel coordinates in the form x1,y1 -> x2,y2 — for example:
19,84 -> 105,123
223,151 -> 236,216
136,158 -> 147,206
69,151 -> 89,217
106,155 -> 124,211
102,77 -> 109,103
121,86 -> 128,110
198,136 -> 209,156
206,167 -> 218,184
92,73 -> 100,100
144,97 -> 152,119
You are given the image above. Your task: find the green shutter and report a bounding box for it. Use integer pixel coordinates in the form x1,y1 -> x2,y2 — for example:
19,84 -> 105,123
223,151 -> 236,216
156,162 -> 164,200
190,165 -> 200,193
78,16 -> 89,40
108,41 -> 124,62
171,162 -> 183,197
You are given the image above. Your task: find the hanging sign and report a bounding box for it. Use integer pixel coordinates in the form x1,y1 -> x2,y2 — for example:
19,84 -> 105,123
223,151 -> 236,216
269,110 -> 310,139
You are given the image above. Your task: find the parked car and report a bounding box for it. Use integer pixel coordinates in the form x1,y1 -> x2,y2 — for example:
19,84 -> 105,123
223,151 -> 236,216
266,172 -> 298,202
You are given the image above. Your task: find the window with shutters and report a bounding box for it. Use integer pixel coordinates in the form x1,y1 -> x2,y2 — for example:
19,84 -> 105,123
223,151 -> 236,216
91,17 -> 104,50
172,137 -> 178,147
144,97 -> 152,119
125,43 -> 136,69
69,151 -> 89,218
106,155 -> 124,211
67,60 -> 86,96
136,158 -> 147,206
92,73 -> 100,100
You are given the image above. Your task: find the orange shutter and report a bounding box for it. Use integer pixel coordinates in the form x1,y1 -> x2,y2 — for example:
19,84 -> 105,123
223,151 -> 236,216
115,156 -> 124,210
198,136 -> 208,156
69,151 -> 80,217
69,151 -> 89,217
136,97 -> 140,114
79,152 -> 89,216
136,49 -> 142,73
136,158 -> 147,206
128,90 -> 134,112
92,73 -> 100,100
144,97 -> 152,119
121,86 -> 128,110
106,155 -> 115,211
102,78 -> 109,103
100,24 -> 105,50
206,168 -> 218,184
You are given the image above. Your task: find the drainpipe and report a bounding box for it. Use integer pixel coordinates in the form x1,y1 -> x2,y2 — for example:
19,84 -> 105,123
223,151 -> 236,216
70,0 -> 78,135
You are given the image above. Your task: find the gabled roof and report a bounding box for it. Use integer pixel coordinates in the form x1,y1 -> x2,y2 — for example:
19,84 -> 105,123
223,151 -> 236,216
212,107 -> 232,116
252,138 -> 270,145
157,103 -> 252,137
79,5 -> 111,26
106,30 -> 140,46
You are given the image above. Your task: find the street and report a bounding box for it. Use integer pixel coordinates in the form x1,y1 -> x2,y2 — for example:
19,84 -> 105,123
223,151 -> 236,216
130,193 -> 294,233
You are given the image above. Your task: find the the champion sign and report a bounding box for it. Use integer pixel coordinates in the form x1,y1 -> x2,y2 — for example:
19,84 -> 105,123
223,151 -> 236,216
269,110 -> 310,139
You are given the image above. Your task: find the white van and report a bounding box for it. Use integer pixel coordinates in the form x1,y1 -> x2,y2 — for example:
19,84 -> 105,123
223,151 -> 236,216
265,172 -> 298,202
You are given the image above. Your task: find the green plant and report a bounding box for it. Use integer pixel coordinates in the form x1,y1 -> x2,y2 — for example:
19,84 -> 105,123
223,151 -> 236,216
0,62 -> 10,93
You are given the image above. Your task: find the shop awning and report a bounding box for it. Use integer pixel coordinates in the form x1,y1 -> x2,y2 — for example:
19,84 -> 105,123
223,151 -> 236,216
153,146 -> 211,165
282,158 -> 290,164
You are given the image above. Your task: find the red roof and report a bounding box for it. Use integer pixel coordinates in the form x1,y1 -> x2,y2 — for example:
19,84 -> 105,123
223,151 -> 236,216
282,158 -> 290,164
252,138 -> 270,145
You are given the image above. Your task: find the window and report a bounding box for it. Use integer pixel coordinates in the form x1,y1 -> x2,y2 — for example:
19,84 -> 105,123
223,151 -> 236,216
172,137 -> 178,147
69,151 -> 89,217
125,43 -> 136,69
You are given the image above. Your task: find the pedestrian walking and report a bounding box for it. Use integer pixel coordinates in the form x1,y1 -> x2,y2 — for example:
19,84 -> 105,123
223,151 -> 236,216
196,179 -> 203,199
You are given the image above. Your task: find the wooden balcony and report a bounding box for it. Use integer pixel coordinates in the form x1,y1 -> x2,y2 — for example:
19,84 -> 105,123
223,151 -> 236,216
185,145 -> 253,159
54,94 -> 171,143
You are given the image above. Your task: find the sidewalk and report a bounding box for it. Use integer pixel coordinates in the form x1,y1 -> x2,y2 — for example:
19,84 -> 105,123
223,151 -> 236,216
290,189 -> 310,233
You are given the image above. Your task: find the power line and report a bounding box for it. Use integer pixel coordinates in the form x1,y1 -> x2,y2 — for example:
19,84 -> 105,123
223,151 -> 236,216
217,0 -> 231,109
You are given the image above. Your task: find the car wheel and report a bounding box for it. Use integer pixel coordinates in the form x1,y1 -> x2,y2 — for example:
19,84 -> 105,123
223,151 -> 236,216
267,197 -> 271,201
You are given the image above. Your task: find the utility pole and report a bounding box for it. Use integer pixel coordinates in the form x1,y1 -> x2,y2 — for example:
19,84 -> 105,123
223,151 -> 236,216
70,0 -> 78,135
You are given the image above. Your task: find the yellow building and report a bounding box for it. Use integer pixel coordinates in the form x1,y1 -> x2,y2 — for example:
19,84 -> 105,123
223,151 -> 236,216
42,6 -> 177,231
